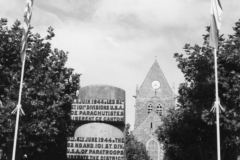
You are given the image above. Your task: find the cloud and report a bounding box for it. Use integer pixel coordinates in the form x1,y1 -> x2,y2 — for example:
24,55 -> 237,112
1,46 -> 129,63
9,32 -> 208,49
36,0 -> 101,21
105,37 -> 120,48
0,0 -> 24,24
92,0 -> 209,33
1,0 -> 240,129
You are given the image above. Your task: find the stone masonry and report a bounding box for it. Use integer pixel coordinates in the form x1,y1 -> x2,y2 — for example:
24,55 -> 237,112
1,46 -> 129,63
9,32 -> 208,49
133,60 -> 175,160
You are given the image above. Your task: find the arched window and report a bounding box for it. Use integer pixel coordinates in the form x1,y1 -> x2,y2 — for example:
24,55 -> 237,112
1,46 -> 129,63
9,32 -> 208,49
148,103 -> 153,114
147,139 -> 159,160
156,103 -> 163,116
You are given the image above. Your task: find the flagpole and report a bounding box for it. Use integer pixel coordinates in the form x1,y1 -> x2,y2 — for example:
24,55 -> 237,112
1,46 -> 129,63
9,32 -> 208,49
213,48 -> 221,160
11,1 -> 34,159
11,49 -> 27,160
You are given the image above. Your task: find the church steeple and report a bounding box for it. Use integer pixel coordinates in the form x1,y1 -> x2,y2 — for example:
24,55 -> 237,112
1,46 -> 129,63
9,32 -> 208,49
133,59 -> 175,160
133,60 -> 175,129
138,60 -> 173,99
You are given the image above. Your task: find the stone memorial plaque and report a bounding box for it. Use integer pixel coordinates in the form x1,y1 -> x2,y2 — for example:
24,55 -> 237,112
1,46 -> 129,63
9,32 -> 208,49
71,99 -> 125,123
67,137 -> 124,160
67,85 -> 126,160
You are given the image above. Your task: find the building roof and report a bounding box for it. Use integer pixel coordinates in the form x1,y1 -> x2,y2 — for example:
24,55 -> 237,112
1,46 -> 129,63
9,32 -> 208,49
133,111 -> 162,143
138,60 -> 174,99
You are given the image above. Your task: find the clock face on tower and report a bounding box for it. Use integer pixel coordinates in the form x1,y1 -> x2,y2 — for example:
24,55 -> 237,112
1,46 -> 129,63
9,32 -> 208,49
151,80 -> 160,89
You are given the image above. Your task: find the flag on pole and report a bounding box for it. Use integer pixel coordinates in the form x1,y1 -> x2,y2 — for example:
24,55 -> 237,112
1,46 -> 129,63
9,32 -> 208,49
20,0 -> 34,62
11,1 -> 34,160
209,0 -> 223,49
209,1 -> 223,160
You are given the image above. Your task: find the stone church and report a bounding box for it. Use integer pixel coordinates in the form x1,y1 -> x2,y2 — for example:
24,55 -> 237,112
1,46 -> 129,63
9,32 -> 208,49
133,60 -> 175,160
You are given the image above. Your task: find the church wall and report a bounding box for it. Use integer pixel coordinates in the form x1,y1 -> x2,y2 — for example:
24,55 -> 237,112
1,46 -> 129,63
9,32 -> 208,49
134,98 -> 149,129
134,97 -> 174,129
133,112 -> 162,144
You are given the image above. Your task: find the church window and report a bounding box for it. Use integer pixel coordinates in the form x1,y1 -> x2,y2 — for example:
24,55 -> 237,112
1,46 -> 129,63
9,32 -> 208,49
151,122 -> 153,129
147,139 -> 159,160
156,103 -> 163,116
148,103 -> 153,114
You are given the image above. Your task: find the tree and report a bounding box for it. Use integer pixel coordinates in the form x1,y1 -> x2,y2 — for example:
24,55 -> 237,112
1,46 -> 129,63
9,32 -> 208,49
125,124 -> 150,160
0,18 -> 80,160
157,19 -> 240,160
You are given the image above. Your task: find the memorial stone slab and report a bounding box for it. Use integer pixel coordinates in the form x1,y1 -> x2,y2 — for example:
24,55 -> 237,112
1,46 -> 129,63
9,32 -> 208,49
67,85 -> 126,160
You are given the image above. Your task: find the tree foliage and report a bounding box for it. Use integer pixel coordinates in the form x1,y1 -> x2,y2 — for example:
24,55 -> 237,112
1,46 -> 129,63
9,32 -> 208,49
125,124 -> 150,160
0,18 -> 80,160
157,19 -> 240,160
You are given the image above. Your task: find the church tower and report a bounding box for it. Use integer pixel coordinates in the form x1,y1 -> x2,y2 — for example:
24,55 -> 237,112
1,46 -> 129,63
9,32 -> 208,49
133,60 -> 175,160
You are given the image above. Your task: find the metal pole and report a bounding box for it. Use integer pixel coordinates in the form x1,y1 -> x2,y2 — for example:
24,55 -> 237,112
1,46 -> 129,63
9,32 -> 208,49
214,48 -> 221,160
12,50 -> 26,160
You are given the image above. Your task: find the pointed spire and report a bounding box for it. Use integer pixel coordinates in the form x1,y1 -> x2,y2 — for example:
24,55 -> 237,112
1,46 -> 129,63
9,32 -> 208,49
138,60 -> 173,98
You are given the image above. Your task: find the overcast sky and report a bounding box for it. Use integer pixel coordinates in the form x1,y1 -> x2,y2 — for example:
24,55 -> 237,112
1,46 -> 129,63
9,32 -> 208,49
1,0 -> 240,129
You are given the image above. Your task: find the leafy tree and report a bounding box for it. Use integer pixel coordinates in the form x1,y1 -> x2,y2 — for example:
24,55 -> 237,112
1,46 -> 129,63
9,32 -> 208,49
157,19 -> 240,160
125,124 -> 150,160
0,18 -> 80,160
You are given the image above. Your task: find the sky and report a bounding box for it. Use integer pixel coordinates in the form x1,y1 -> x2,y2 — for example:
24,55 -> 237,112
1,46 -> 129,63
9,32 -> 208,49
1,0 -> 240,130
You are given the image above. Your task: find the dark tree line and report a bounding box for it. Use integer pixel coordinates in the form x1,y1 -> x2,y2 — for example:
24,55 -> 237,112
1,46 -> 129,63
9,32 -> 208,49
125,124 -> 150,160
157,19 -> 240,160
0,18 -> 80,160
